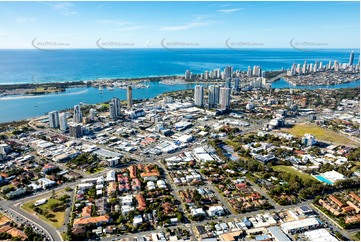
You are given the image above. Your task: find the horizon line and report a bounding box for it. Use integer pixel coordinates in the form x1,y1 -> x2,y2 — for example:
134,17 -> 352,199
0,47 -> 359,50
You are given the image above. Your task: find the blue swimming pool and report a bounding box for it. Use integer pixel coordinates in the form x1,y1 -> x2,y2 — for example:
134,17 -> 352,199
315,175 -> 334,185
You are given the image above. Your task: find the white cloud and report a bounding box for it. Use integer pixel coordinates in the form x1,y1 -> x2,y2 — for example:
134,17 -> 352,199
97,19 -> 147,32
39,2 -> 78,16
95,4 -> 108,10
16,17 -> 37,23
159,20 -> 210,31
144,40 -> 157,47
114,26 -> 147,32
96,19 -> 131,26
322,24 -> 358,30
217,8 -> 244,13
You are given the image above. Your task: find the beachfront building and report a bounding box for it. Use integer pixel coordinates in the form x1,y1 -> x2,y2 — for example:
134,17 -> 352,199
234,78 -> 240,91
349,51 -> 354,66
222,66 -> 232,80
185,70 -> 191,80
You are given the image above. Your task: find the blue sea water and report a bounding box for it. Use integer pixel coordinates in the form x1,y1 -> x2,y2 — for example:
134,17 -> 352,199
0,48 -> 359,123
0,48 -> 359,84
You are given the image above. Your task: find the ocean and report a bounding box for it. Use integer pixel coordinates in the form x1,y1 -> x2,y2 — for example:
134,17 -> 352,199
0,48 -> 359,84
0,48 -> 359,123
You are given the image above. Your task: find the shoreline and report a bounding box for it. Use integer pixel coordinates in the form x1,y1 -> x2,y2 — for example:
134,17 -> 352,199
0,75 -> 181,96
282,71 -> 360,86
0,70 -> 287,92
283,77 -> 360,87
0,82 -> 359,125
0,69 -> 360,97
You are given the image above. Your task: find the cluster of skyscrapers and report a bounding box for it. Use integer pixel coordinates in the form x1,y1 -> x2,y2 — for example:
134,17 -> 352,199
48,110 -> 68,131
287,51 -> 360,76
194,84 -> 231,111
48,85 -> 134,134
185,65 -> 264,81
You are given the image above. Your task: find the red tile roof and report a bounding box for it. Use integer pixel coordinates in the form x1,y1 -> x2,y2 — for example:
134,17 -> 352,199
136,194 -> 146,211
73,215 -> 110,225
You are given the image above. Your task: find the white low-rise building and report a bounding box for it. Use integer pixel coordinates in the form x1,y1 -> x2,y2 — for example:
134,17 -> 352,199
147,181 -> 156,190
121,205 -> 134,215
304,229 -> 338,241
133,215 -> 143,227
157,180 -> 167,189
121,195 -> 133,206
190,208 -> 206,217
281,217 -> 321,235
37,178 -> 56,189
106,170 -> 116,182
78,183 -> 94,190
207,206 -> 225,217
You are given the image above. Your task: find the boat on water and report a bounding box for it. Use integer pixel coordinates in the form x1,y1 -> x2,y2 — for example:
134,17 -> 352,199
107,87 -> 114,91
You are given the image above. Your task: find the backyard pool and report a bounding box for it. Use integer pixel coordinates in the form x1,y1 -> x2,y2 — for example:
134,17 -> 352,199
314,175 -> 334,185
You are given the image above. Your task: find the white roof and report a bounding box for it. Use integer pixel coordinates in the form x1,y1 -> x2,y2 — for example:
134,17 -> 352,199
281,218 -> 319,231
133,215 -> 143,224
106,170 -> 116,180
196,153 -> 214,162
321,170 -> 345,182
78,183 -> 93,188
177,134 -> 193,143
304,229 -> 338,241
193,147 -> 206,154
208,205 -> 224,212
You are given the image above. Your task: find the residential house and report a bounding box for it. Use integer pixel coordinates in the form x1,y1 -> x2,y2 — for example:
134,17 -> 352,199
73,215 -> 110,226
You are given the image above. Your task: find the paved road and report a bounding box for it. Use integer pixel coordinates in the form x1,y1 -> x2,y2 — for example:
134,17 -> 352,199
0,198 -> 60,241
17,117 -> 356,241
246,179 -> 279,209
310,204 -> 352,240
102,201 -> 315,241
0,168 -> 111,241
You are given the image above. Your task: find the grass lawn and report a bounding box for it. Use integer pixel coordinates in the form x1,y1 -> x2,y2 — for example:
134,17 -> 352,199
61,232 -> 68,241
1,183 -> 15,190
85,167 -> 105,174
225,139 -> 239,148
32,87 -> 59,94
272,165 -> 318,182
22,191 -> 68,229
101,103 -> 110,108
350,162 -> 360,172
281,124 -> 359,146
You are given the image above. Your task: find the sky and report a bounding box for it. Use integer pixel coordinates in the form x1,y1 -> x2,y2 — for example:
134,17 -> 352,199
0,1 -> 359,49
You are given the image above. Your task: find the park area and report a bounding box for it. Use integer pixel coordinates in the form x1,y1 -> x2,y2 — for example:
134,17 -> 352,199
22,189 -> 71,228
281,124 -> 359,146
272,165 -> 317,182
